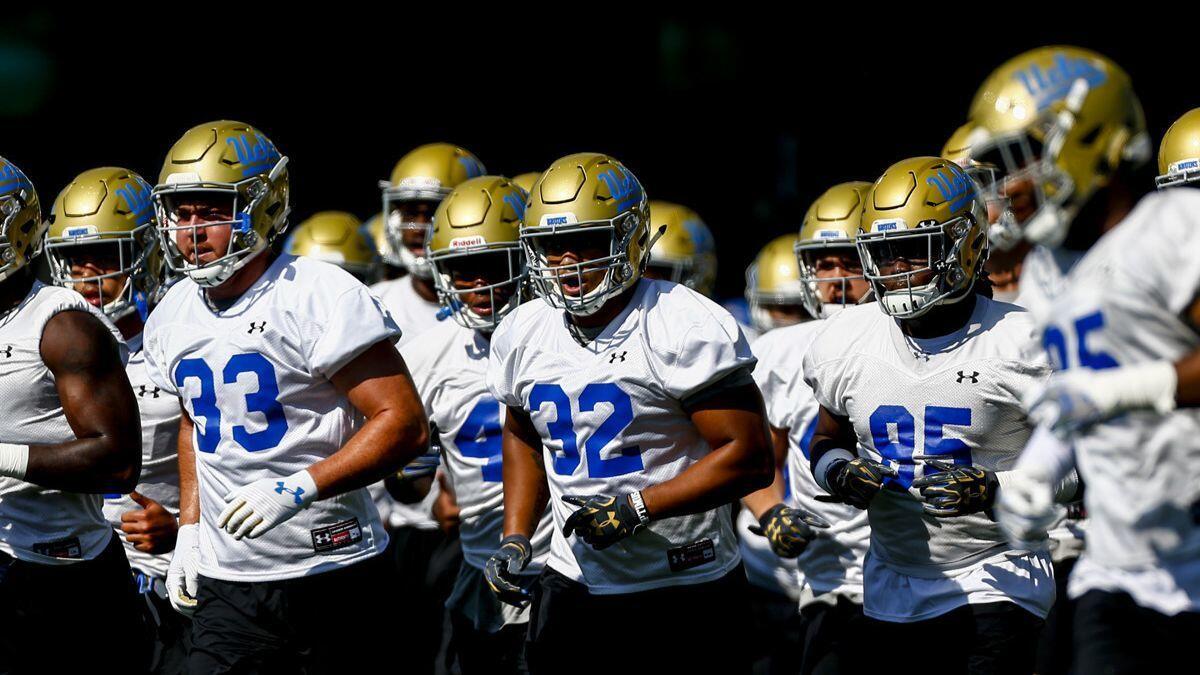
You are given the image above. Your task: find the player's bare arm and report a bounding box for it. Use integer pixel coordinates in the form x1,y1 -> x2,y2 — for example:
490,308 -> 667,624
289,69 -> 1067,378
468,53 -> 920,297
809,404 -> 896,510
25,309 -> 140,493
500,405 -> 549,540
176,409 -> 199,526
741,425 -> 790,519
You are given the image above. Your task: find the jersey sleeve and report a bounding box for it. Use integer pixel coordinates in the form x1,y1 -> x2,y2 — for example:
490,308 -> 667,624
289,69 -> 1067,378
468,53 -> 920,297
1139,191 -> 1200,316
140,316 -> 178,396
752,334 -> 797,430
659,300 -> 756,401
306,282 -> 403,379
485,313 -> 523,407
802,325 -> 849,417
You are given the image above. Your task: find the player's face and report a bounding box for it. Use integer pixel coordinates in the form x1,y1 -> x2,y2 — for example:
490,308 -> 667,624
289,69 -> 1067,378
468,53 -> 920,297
538,228 -> 611,298
171,195 -> 235,265
808,250 -> 869,305
394,200 -> 437,256
62,244 -> 128,309
870,236 -> 934,291
444,251 -> 517,317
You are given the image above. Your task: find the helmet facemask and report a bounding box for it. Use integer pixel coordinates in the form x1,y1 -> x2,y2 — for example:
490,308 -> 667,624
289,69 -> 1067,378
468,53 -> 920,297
795,240 -> 865,319
429,243 -> 526,332
381,184 -> 445,279
45,224 -> 159,321
0,184 -> 41,284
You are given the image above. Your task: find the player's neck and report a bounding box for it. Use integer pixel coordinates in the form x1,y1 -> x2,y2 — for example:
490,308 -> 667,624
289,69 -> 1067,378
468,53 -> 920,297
899,292 -> 977,340
206,251 -> 275,305
568,282 -> 639,330
0,268 -> 35,315
410,274 -> 438,303
115,311 -> 144,342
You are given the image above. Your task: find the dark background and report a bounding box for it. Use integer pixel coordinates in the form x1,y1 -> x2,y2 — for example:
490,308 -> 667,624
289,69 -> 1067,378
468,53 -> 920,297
1,11 -> 1190,300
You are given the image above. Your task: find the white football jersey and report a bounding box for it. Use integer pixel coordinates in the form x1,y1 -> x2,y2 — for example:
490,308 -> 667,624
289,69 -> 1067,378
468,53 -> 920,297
753,322 -> 868,605
1028,189 -> 1200,615
143,254 -> 399,582
403,320 -> 553,570
368,276 -> 442,530
103,332 -> 182,579
1013,245 -> 1083,319
804,298 -> 1055,620
488,280 -> 755,594
0,282 -> 126,565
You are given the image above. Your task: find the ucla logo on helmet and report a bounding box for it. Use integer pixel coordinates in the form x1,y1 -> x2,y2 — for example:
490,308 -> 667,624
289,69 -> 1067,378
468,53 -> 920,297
0,160 -> 32,196
1013,52 -> 1108,112
226,132 -> 281,177
598,167 -> 642,211
458,156 -> 485,179
926,167 -> 977,212
115,178 -> 153,224
502,192 -> 526,219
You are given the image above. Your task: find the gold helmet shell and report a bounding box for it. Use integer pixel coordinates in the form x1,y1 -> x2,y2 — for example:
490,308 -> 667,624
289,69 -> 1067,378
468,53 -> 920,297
510,172 -> 541,194
857,156 -> 989,319
0,156 -> 43,283
45,167 -> 163,319
522,152 -> 652,316
745,234 -> 805,332
380,143 -> 486,279
152,120 -> 290,287
966,46 -> 1149,248
428,175 -> 527,331
1156,108 -> 1200,189
285,211 -> 375,281
795,181 -> 870,319
646,200 -> 717,297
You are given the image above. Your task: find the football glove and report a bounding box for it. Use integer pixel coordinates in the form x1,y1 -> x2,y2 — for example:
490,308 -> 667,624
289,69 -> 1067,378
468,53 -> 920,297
218,469 -> 318,540
912,458 -> 998,517
561,492 -> 650,550
748,504 -> 831,558
397,424 -> 442,481
822,458 -> 898,509
166,523 -> 199,617
484,534 -> 533,608
996,466 -> 1059,549
1023,362 -> 1177,435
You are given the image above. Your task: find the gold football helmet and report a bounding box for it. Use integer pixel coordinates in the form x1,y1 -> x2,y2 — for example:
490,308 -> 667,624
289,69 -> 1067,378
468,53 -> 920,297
795,182 -> 870,319
45,167 -> 163,320
645,200 -> 717,296
522,153 -> 653,316
966,46 -> 1149,249
379,143 -> 486,279
1156,108 -> 1200,189
510,172 -> 541,194
746,234 -> 806,332
857,156 -> 989,319
0,156 -> 43,283
152,120 -> 290,287
428,176 -> 527,331
285,211 -> 375,281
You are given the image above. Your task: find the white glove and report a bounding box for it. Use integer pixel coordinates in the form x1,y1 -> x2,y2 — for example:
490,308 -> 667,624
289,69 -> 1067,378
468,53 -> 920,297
996,467 -> 1059,550
166,523 -> 200,616
218,469 -> 318,540
1023,361 -> 1177,434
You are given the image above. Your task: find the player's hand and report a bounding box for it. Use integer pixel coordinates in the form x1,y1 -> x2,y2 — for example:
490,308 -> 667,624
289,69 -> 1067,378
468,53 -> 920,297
912,458 -> 998,517
748,503 -> 831,558
823,458 -> 897,509
1023,363 -> 1177,435
484,534 -> 533,608
166,523 -> 199,617
561,492 -> 649,550
397,449 -> 440,481
120,491 -> 179,554
218,470 -> 318,540
996,466 -> 1059,549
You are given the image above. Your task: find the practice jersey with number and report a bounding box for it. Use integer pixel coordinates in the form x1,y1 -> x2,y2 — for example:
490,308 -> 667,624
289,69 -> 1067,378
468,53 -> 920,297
488,279 -> 755,595
143,254 -> 400,582
753,321 -> 868,605
1029,189 -> 1200,614
103,332 -> 182,579
403,319 -> 553,570
0,282 -> 126,565
804,298 -> 1054,619
368,276 -> 441,530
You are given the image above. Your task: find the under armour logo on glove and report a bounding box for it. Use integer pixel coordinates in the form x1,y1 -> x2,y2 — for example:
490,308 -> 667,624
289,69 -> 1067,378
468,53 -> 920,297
956,370 -> 979,384
248,321 -> 266,334
274,481 -> 306,505
609,351 -> 627,363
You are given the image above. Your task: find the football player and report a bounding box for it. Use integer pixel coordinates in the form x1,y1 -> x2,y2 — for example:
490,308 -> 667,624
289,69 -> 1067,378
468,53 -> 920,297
410,175 -> 554,674
641,200 -> 718,297
745,234 -> 810,336
484,152 -> 774,672
0,157 -> 146,672
364,211 -> 402,283
284,210 -> 377,283
43,166 -> 187,673
998,118 -> 1200,674
805,157 -> 1059,674
743,181 -> 874,674
143,121 -> 429,672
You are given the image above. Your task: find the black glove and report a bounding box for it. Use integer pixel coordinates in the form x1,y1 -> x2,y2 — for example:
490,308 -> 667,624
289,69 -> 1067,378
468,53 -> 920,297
748,504 -> 831,558
823,458 -> 898,509
561,493 -> 649,550
912,459 -> 998,517
484,534 -> 533,608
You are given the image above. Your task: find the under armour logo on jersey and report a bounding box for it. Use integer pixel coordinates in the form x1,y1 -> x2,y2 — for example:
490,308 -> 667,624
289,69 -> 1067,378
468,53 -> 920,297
274,482 -> 306,505
956,371 -> 980,384
0,345 -> 11,358
248,321 -> 266,334
609,351 -> 627,364
137,384 -> 161,399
